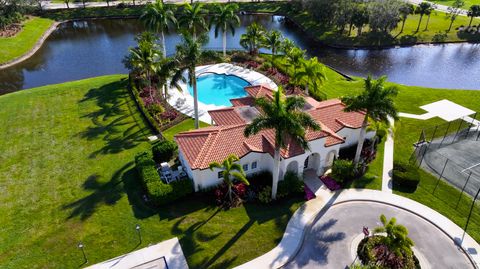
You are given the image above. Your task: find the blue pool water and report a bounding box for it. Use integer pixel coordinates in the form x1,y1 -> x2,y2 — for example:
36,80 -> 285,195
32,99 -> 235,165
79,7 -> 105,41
187,73 -> 250,106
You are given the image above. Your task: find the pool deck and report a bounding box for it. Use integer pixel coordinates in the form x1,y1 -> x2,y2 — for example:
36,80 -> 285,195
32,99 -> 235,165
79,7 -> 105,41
167,63 -> 277,124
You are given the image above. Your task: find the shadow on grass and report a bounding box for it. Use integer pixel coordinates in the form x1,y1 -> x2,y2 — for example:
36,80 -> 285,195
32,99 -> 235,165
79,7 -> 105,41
76,79 -> 149,158
62,161 -> 134,220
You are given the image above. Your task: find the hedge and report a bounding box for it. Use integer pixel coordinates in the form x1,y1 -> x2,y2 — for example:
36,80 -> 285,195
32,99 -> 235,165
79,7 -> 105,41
393,161 -> 421,189
135,151 -> 193,206
277,171 -> 304,199
152,140 -> 177,163
331,159 -> 354,184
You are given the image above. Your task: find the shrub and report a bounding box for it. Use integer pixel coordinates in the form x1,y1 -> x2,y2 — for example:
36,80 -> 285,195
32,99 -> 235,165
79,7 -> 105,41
247,170 -> 272,189
152,140 -> 177,163
393,161 -> 420,189
258,186 -> 272,204
277,171 -> 304,198
147,103 -> 165,117
320,175 -> 341,191
135,150 -> 192,206
331,159 -> 355,184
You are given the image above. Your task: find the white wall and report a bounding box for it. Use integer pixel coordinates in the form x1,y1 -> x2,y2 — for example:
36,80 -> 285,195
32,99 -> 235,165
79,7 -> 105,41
337,127 -> 375,148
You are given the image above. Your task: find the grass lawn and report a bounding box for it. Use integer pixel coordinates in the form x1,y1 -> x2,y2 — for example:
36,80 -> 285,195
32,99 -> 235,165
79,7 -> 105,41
0,75 -> 303,268
0,17 -> 54,64
287,7 -> 480,46
162,118 -> 210,142
431,0 -> 480,9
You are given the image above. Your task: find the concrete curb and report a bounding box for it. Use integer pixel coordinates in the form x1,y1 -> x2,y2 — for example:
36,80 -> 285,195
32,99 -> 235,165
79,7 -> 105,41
0,21 -> 60,70
234,188 -> 480,269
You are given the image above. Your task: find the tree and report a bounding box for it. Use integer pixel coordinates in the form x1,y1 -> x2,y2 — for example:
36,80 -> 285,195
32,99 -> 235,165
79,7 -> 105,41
126,33 -> 163,100
367,0 -> 403,33
352,4 -> 369,36
140,0 -> 177,57
264,30 -> 283,67
424,3 -> 436,30
468,5 -> 480,28
64,0 -> 70,9
82,0 -> 86,9
209,3 -> 240,58
178,2 -> 207,40
155,57 -> 178,99
244,88 -> 321,199
415,2 -> 432,32
285,47 -> 305,79
280,38 -> 296,55
341,76 -> 398,167
294,57 -> 327,96
447,0 -> 465,32
373,214 -> 415,258
209,154 -> 249,204
171,33 -> 210,129
399,3 -> 414,33
240,22 -> 266,55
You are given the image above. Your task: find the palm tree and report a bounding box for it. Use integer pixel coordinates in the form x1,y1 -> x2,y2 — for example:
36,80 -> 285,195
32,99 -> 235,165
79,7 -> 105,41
352,4 -> 369,36
244,88 -> 321,199
170,33 -> 210,129
399,4 -> 414,33
280,38 -> 296,56
209,154 -> 249,204
373,214 -> 415,258
264,30 -> 283,66
209,4 -> 240,58
415,2 -> 432,32
294,57 -> 327,95
447,0 -> 465,32
285,47 -> 305,78
468,5 -> 480,28
140,0 -> 177,57
155,57 -> 178,99
424,3 -> 436,30
341,76 -> 398,167
240,22 -> 266,55
178,2 -> 208,40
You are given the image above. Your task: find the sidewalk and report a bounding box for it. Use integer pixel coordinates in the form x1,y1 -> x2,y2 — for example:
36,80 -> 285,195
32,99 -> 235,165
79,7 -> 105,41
234,188 -> 480,269
381,119 -> 394,193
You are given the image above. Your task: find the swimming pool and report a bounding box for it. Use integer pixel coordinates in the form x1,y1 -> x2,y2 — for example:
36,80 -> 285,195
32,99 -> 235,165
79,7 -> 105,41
187,73 -> 250,107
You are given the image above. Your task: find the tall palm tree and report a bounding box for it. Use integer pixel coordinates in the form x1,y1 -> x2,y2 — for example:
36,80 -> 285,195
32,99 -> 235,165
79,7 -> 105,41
240,22 -> 266,55
399,3 -> 414,33
424,3 -> 436,30
209,3 -> 240,58
244,88 -> 321,199
170,33 -> 210,129
209,154 -> 249,204
294,57 -> 327,95
341,76 -> 398,167
155,57 -> 178,99
373,214 -> 415,258
178,2 -> 208,40
415,2 -> 432,32
140,0 -> 177,57
285,47 -> 305,78
468,5 -> 480,28
264,30 -> 283,66
447,0 -> 465,32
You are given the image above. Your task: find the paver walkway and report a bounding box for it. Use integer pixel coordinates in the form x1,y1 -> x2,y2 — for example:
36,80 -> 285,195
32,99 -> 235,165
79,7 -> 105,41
381,119 -> 394,193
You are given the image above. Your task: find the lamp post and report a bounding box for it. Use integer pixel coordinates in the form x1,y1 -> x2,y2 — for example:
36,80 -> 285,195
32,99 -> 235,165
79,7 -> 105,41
136,224 -> 142,244
78,242 -> 88,264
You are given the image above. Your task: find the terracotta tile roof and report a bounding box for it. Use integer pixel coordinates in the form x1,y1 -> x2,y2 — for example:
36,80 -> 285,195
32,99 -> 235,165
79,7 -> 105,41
208,107 -> 246,126
230,96 -> 255,107
244,84 -> 275,100
175,92 -> 365,170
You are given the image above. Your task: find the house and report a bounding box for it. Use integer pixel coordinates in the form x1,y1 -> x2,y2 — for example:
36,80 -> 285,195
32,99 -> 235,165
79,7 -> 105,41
175,85 -> 374,191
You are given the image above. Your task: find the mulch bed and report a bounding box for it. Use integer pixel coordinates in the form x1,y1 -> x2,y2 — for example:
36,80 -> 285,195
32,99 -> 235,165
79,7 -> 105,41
0,24 -> 22,38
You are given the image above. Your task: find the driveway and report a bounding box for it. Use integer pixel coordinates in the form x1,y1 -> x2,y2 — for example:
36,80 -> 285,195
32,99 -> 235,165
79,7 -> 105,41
284,201 -> 473,269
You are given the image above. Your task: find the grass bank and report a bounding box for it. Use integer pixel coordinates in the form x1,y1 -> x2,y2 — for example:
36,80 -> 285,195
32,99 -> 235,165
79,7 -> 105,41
0,75 -> 303,268
0,17 -> 54,65
286,6 -> 480,47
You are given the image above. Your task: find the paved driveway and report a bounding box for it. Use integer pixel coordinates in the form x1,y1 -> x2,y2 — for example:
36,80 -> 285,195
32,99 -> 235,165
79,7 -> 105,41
284,201 -> 473,269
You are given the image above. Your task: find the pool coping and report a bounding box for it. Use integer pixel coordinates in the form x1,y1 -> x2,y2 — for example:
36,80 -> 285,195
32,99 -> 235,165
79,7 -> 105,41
166,63 -> 277,124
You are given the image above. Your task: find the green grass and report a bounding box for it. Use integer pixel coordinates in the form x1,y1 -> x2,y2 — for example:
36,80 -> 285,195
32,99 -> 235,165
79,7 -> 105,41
0,17 -> 54,64
287,7 -> 480,47
431,0 -> 480,9
162,118 -> 210,142
0,75 -> 303,268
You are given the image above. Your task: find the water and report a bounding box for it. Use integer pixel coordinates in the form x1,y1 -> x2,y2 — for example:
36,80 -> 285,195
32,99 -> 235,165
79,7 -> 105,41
187,73 -> 250,107
0,15 -> 479,94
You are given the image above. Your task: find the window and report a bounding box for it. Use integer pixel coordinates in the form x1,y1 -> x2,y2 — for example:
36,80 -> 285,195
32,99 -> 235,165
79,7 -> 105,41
218,171 -> 223,179
251,161 -> 257,170
243,164 -> 248,171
